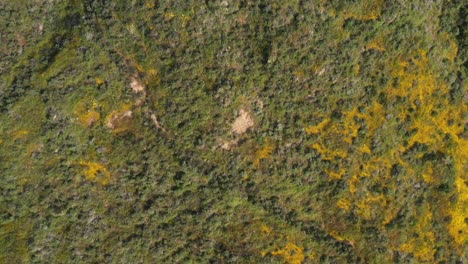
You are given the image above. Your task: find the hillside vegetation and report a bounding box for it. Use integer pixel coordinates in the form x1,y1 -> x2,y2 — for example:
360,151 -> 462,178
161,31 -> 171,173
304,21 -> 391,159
0,0 -> 466,263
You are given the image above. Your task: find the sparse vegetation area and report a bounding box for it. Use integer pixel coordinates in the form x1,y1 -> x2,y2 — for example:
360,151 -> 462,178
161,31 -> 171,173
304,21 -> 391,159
0,0 -> 466,263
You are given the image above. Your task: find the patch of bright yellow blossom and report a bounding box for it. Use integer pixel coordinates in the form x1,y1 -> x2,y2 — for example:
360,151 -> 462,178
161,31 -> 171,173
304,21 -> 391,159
254,143 -> 275,167
305,118 -> 330,135
399,206 -> 436,262
271,242 -> 305,264
260,224 -> 272,234
95,78 -> 105,86
367,36 -> 386,52
11,130 -> 30,140
337,198 -> 351,211
74,98 -> 100,128
79,161 -> 112,185
305,40 -> 465,257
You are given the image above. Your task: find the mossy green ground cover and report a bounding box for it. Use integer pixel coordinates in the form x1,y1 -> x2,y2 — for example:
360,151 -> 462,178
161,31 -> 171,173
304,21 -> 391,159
0,0 -> 466,263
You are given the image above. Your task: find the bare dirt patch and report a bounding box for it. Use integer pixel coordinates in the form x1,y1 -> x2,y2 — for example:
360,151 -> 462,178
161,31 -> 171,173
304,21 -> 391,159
231,109 -> 254,134
130,75 -> 145,93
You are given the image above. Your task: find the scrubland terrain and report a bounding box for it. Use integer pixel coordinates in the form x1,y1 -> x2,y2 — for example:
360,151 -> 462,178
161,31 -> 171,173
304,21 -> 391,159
0,1 -> 466,263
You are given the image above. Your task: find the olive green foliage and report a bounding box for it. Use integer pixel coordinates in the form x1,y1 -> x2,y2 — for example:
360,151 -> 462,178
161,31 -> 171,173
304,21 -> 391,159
0,0 -> 466,263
